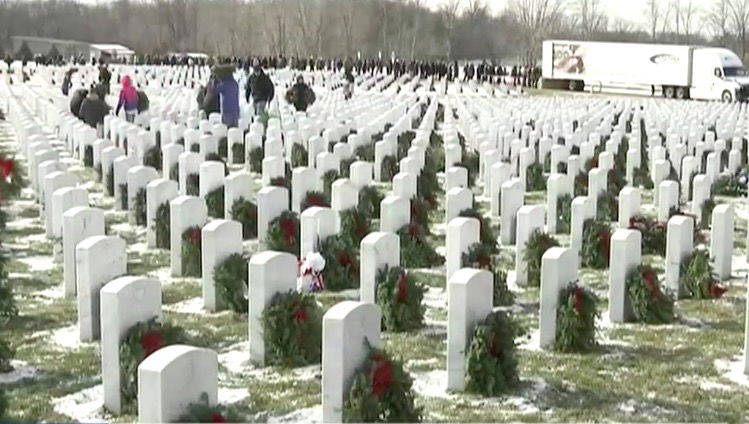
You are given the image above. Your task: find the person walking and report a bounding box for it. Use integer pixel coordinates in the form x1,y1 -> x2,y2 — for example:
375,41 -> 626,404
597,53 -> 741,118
343,68 -> 355,100
115,75 -> 139,123
215,65 -> 240,127
245,60 -> 274,116
79,84 -> 110,134
285,75 -> 316,112
197,74 -> 220,118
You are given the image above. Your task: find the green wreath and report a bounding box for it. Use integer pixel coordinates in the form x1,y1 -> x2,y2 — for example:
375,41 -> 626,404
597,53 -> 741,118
291,143 -> 307,168
523,230 -> 560,288
267,211 -> 300,257
217,137 -> 228,158
119,318 -> 185,410
633,166 -> 654,189
320,235 -> 360,291
143,145 -> 162,171
409,197 -> 433,234
381,155 -> 398,182
680,250 -> 727,299
398,224 -> 444,269
397,131 -> 415,159
182,226 -> 202,277
460,150 -> 480,188
713,175 -> 746,197
358,186 -> 383,220
178,392 -> 243,423
581,219 -> 610,269
458,208 -> 498,253
322,169 -> 339,199
106,163 -> 115,196
261,290 -> 322,366
231,142 -> 244,165
554,282 -> 599,352
343,341 -> 422,423
340,157 -> 356,179
169,163 -> 179,182
205,186 -> 224,219
301,191 -> 329,211
525,163 -> 546,191
465,310 -> 519,396
556,194 -> 572,234
248,146 -> 263,173
189,143 -> 200,153
205,154 -> 228,176
133,188 -> 147,227
356,144 -> 375,162
417,167 -> 442,208
461,242 -> 494,270
154,202 -> 170,249
339,208 -> 373,248
186,173 -> 200,196
230,198 -> 257,240
83,145 -> 93,168
596,190 -> 618,222
626,265 -> 674,324
492,268 -> 515,306
214,253 -> 248,313
628,215 -> 666,256
699,197 -> 716,230
574,172 -> 588,197
118,184 -> 128,210
607,168 -> 626,194
376,267 -> 425,332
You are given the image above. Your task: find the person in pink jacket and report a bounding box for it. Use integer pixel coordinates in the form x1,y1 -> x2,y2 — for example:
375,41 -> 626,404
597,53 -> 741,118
116,75 -> 139,122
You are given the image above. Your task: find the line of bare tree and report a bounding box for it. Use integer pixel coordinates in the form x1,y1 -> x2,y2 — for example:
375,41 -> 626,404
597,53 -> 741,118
0,0 -> 748,65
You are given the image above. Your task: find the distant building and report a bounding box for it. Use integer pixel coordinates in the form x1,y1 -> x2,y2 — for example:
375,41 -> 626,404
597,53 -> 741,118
11,36 -> 135,62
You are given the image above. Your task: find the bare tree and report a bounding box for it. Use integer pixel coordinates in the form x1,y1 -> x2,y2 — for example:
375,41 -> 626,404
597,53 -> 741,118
510,0 -> 566,65
644,0 -> 661,41
728,0 -> 749,61
440,0 -> 462,60
575,0 -> 607,40
707,0 -> 731,46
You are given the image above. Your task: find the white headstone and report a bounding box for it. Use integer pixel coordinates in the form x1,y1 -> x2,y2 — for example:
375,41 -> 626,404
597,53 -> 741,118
515,205 -> 546,286
202,220 -> 243,311
710,204 -> 734,281
608,229 -> 641,323
665,215 -> 693,299
170,196 -> 208,277
380,196 -> 410,233
539,247 -> 577,348
146,179 -> 179,248
62,207 -> 105,298
257,186 -> 289,244
500,179 -> 523,245
359,232 -> 400,304
446,217 -> 480,282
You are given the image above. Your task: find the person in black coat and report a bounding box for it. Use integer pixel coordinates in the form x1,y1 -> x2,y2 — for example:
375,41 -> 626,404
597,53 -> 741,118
285,76 -> 316,112
245,61 -> 275,116
70,88 -> 88,118
79,84 -> 110,130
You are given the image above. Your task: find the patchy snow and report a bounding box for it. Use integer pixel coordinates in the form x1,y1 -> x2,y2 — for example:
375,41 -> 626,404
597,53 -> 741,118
5,217 -> 41,230
422,287 -> 446,310
0,360 -> 39,384
699,381 -> 734,391
127,242 -> 149,254
218,387 -> 249,404
163,297 -> 205,314
714,357 -> 749,388
17,255 -> 55,272
268,405 -> 322,423
517,328 -> 541,351
411,369 -> 453,399
33,285 -> 65,300
218,343 -> 251,376
502,379 -> 547,414
34,324 -> 89,350
51,384 -> 106,423
435,245 -> 447,257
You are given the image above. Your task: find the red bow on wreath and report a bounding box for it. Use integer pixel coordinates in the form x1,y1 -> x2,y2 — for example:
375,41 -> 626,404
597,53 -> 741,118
370,354 -> 393,397
0,158 -> 14,179
396,272 -> 408,303
571,288 -> 584,316
598,230 -> 610,259
280,217 -> 297,245
210,413 -> 227,423
642,269 -> 661,299
292,304 -> 309,323
708,282 -> 728,299
140,330 -> 164,357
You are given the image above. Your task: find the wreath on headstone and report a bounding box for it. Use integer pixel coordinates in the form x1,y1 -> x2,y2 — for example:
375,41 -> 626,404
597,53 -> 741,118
376,266 -> 425,332
322,169 -> 339,200
465,310 -> 519,396
381,155 -> 398,182
713,173 -> 747,197
596,190 -> 618,222
356,144 -> 375,162
230,197 -> 257,240
680,249 -> 728,299
291,143 -> 307,168
343,341 -> 422,423
554,282 -> 599,352
169,162 -> 179,182
118,183 -> 128,210
398,224 -> 444,269
626,265 -> 675,324
461,243 -> 514,306
459,208 -> 498,254
301,191 -> 329,211
154,202 -> 170,249
143,145 -> 162,171
526,162 -> 546,191
217,137 -> 228,159
358,186 -> 384,220
119,317 -> 186,409
340,157 -> 357,179
205,186 -> 224,219
320,235 -> 360,291
397,131 -> 416,159
574,171 -> 588,197
417,165 -> 442,209
523,230 -> 560,288
182,226 -> 202,277
231,140 -> 244,165
607,167 -> 626,194
133,188 -> 147,227
267,211 -> 300,257
177,392 -> 243,423
83,145 -> 93,168
699,197 -> 716,230
556,194 -> 572,234
581,219 -> 610,269
214,253 -> 248,314
190,143 -> 200,153
340,208 -> 372,246
106,163 -> 115,196
627,214 -> 666,255
633,165 -> 654,189
261,290 -> 322,366
248,146 -> 263,173
410,196 -> 434,234
186,173 -> 200,197
460,150 -> 480,188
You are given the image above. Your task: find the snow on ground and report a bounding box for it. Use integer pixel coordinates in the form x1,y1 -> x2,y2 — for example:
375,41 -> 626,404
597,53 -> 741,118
0,360 -> 39,384
163,297 -> 205,314
16,255 -> 55,272
32,285 -> 65,300
517,328 -> 541,351
31,324 -> 90,350
218,387 -> 249,404
127,242 -> 148,254
411,369 -> 453,399
714,357 -> 749,388
51,384 -> 106,423
268,405 -> 322,423
422,287 -> 446,310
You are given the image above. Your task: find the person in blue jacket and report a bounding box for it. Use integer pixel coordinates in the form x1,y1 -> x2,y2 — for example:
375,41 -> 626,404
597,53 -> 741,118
214,65 -> 239,128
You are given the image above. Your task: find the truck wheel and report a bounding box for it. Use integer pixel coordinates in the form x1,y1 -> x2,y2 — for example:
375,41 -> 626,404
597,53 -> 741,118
568,80 -> 579,91
676,87 -> 688,99
664,86 -> 675,98
722,91 -> 733,102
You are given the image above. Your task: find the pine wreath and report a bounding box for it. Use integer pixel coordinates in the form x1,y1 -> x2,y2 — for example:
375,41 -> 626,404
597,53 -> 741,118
355,144 -> 375,162
409,197 -> 433,234
461,150 -> 480,188
554,282 -> 599,352
397,131 -> 416,159
154,202 -> 170,249
214,253 -> 248,313
628,215 -> 667,256
459,208 -> 498,253
231,142 -> 244,165
261,290 -> 322,366
607,168 -> 626,194
186,173 -> 200,196
341,157 -> 356,179
626,265 -> 675,324
267,211 -> 300,257
633,166 -> 654,189
596,190 -> 618,222
680,249 -> 728,299
343,341 -> 422,423
339,208 -> 373,248
143,145 -> 162,171
133,188 -> 147,227
177,392 -> 243,423
119,317 -> 185,409
118,184 -> 128,210
381,155 -> 398,182
182,226 -> 202,277
465,310 -> 519,396
169,163 -> 179,182
248,146 -> 264,173
106,163 -> 115,196
574,172 -> 588,197
556,194 -> 572,234
397,224 -> 444,268
83,145 -> 93,168
230,198 -> 257,240
713,174 -> 746,197
0,156 -> 25,200
525,163 -> 546,191
699,197 -> 716,230
190,143 -> 200,153
581,219 -> 610,269
492,268 -> 515,306
205,186 -> 225,219
417,167 -> 442,208
322,169 -> 339,200
217,136 -> 228,158
523,230 -> 560,287
291,143 -> 307,168
320,235 -> 360,291
461,242 -> 494,270
358,186 -> 384,220
301,191 -> 329,211
375,266 -> 425,332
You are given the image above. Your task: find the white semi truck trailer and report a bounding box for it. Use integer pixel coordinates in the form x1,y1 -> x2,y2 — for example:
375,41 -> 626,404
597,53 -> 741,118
541,40 -> 749,102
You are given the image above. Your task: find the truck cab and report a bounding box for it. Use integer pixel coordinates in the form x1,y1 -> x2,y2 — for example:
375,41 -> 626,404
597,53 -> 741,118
691,48 -> 749,102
